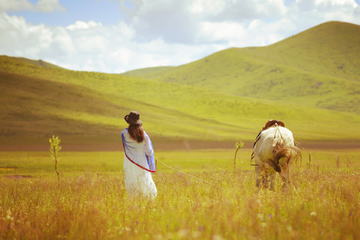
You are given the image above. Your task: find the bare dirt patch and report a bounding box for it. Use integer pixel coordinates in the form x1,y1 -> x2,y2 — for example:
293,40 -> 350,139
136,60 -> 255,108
4,175 -> 33,179
0,140 -> 359,151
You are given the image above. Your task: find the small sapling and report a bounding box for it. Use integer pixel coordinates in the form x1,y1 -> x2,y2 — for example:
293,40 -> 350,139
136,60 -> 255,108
49,135 -> 61,181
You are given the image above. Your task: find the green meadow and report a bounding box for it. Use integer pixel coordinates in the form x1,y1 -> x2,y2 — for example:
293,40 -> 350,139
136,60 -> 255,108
125,21 -> 360,114
1,149 -> 360,239
1,148 -> 360,175
1,21 -> 360,149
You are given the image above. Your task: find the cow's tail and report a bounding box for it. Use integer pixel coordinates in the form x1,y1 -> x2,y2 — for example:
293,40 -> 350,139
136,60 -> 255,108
272,142 -> 302,172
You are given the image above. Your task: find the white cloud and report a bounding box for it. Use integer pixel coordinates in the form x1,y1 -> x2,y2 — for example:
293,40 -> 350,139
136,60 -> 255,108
36,0 -> 65,13
123,0 -> 199,44
292,0 -> 359,30
48,27 -> 73,57
188,0 -> 226,16
315,0 -> 357,7
75,35 -> 108,53
197,0 -> 288,21
355,5 -> 360,14
0,0 -> 65,13
67,21 -> 103,31
116,0 -> 289,45
0,0 -> 34,12
199,22 -> 247,44
296,0 -> 358,12
0,13 -> 71,61
0,0 -> 360,73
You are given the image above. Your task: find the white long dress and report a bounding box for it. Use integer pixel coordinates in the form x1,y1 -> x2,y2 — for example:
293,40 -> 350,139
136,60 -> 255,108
122,129 -> 157,198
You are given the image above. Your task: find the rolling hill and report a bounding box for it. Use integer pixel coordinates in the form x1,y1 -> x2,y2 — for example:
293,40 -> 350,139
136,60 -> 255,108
124,21 -> 360,115
0,55 -> 64,69
121,66 -> 174,77
1,21 -> 360,150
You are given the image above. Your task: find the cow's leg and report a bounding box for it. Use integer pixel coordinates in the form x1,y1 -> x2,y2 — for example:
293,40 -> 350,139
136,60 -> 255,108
279,162 -> 290,191
256,165 -> 271,189
255,165 -> 268,188
255,165 -> 261,187
269,172 -> 276,190
262,174 -> 269,189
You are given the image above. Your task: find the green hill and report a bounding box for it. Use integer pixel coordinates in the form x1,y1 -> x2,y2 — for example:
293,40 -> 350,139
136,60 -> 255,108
0,55 -> 63,69
1,21 -> 360,149
122,66 -> 174,77
132,21 -> 360,115
260,21 -> 360,80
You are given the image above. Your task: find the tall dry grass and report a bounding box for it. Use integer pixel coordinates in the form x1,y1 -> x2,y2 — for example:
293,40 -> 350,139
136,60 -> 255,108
1,165 -> 359,239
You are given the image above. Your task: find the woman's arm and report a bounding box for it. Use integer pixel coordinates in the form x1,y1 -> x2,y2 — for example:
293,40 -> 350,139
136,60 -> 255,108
143,132 -> 154,156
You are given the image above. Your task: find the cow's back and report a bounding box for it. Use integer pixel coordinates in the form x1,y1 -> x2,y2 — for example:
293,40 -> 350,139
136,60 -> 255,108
254,126 -> 295,163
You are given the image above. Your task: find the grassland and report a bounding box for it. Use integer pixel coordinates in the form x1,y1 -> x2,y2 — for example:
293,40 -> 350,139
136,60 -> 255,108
1,55 -> 64,69
0,149 -> 359,239
1,148 -> 360,174
125,21 -> 360,114
1,21 -> 360,149
1,55 -> 360,147
122,66 -> 174,77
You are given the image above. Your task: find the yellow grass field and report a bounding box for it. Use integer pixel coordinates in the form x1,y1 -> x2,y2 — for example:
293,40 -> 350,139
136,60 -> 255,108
1,148 -> 359,239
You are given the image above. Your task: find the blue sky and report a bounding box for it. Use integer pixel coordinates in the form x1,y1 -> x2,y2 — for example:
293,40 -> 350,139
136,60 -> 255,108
9,0 -> 125,26
12,0 -> 360,27
1,0 -> 360,73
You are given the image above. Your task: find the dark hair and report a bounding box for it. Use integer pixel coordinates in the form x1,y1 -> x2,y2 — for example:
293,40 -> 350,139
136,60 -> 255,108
128,124 -> 144,143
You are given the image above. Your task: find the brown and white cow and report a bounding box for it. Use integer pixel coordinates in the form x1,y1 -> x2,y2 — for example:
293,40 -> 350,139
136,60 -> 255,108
252,122 -> 301,190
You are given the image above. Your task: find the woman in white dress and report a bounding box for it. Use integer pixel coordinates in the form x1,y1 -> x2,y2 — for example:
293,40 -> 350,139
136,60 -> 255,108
121,111 -> 157,198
